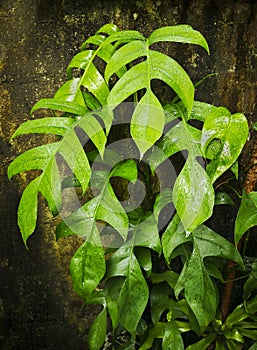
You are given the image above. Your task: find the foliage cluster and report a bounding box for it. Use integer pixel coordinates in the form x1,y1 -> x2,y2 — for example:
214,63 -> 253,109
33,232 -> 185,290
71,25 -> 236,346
8,24 -> 257,349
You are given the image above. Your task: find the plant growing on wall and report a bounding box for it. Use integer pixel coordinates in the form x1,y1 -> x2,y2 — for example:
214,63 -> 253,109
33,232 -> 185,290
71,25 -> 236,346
8,23 -> 257,349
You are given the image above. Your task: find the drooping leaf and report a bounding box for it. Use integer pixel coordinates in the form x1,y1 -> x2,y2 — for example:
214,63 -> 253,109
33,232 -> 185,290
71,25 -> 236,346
163,222 -> 243,332
104,277 -> 124,330
88,306 -> 107,350
107,245 -> 149,336
17,177 -> 41,247
70,241 -> 105,297
154,115 -> 214,233
201,108 -> 248,183
130,89 -> 165,157
234,191 -> 257,246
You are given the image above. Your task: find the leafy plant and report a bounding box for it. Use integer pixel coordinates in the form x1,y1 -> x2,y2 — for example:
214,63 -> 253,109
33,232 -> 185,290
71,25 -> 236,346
8,23 -> 257,349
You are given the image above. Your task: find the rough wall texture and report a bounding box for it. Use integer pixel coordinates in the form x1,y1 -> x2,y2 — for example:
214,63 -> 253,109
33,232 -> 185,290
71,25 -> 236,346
0,0 -> 257,349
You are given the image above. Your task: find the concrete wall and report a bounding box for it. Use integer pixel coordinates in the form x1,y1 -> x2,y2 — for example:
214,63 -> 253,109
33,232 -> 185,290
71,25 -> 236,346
1,0 -> 257,349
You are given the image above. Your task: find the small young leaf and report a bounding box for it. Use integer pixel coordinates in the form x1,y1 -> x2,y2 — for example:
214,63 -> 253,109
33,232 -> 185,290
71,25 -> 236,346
88,307 -> 107,350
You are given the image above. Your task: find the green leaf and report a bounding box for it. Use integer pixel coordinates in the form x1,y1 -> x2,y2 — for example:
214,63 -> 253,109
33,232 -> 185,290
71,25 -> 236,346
201,108 -> 248,183
111,159 -> 137,182
17,177 -> 41,247
70,241 -> 105,297
134,247 -> 152,277
88,307 -> 107,350
150,271 -> 179,289
107,246 -> 149,335
148,25 -> 209,54
215,191 -> 236,206
118,255 -> 149,335
107,48 -> 194,117
157,118 -> 214,233
162,319 -> 184,350
104,277 -> 124,330
138,323 -> 165,350
31,98 -> 88,115
186,333 -> 216,350
130,89 -> 165,156
172,225 -> 243,332
150,283 -> 177,324
249,342 -> 257,350
162,214 -> 190,264
235,191 -> 257,246
11,117 -> 76,138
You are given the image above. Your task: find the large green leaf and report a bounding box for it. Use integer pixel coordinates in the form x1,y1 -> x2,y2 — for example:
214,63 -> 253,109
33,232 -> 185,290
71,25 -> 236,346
106,35 -> 196,154
8,112 -> 108,244
148,25 -> 209,53
154,116 -> 214,233
201,108 -> 248,183
107,245 -> 149,336
234,191 -> 257,246
162,220 -> 243,332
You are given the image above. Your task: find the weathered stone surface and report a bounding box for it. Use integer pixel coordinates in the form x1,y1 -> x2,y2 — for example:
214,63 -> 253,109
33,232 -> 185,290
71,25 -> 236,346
1,0 -> 257,349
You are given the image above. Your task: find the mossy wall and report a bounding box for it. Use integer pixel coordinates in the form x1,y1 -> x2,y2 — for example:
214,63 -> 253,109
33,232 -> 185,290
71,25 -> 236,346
0,0 -> 257,349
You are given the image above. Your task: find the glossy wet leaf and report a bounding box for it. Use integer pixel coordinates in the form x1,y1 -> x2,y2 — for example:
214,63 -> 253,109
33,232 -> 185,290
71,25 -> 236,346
186,333 -> 216,350
31,98 -> 88,115
201,108 -> 248,183
88,307 -> 107,350
148,25 -> 209,53
156,117 -> 214,233
162,319 -> 184,350
71,241 -> 105,297
150,284 -> 177,324
234,191 -> 257,246
167,224 -> 243,331
215,191 -> 236,206
107,246 -> 149,335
